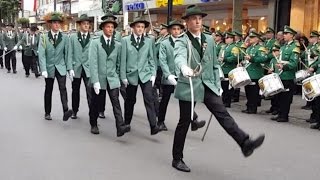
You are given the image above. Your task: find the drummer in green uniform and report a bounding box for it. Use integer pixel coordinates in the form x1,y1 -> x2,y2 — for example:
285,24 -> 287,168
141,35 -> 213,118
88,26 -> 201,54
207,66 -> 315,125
233,30 -> 244,102
220,32 -> 239,108
242,31 -> 268,114
215,30 -> 225,57
270,25 -> 300,122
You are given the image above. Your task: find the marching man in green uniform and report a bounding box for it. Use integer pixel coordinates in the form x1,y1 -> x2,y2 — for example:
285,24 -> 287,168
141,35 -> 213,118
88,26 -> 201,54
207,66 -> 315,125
158,19 -> 205,131
68,14 -> 92,119
232,30 -> 244,102
120,17 -> 160,135
3,23 -> 19,74
270,26 -> 300,122
172,5 -> 265,172
220,32 -> 240,108
38,13 -> 73,121
242,31 -> 268,114
215,30 -> 225,57
88,14 -> 130,136
307,48 -> 320,129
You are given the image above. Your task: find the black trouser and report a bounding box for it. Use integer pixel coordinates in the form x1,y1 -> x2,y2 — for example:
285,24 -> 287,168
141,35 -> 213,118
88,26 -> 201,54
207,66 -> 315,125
153,86 -> 160,117
156,68 -> 163,97
32,54 -> 40,75
244,79 -> 260,111
278,80 -> 295,119
72,69 -> 91,114
311,97 -> 320,123
124,80 -> 157,128
233,88 -> 240,101
120,83 -> 127,101
44,69 -> 69,114
98,91 -> 106,113
221,76 -> 234,105
172,85 -> 249,160
89,85 -> 124,129
24,55 -> 35,75
158,85 -> 175,123
270,94 -> 280,112
0,49 -> 3,67
5,50 -> 16,71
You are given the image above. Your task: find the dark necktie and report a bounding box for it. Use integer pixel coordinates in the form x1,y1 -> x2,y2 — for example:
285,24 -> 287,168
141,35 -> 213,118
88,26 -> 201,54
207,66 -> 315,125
54,34 -> 57,44
137,36 -> 140,45
107,39 -> 110,47
195,37 -> 201,46
82,34 -> 86,41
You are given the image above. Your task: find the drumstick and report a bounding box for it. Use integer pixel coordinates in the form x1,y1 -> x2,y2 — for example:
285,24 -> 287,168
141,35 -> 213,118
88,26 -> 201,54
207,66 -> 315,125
299,59 -> 309,69
201,114 -> 213,142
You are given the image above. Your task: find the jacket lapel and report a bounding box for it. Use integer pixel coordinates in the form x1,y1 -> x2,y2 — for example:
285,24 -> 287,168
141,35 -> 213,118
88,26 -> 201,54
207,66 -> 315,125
169,36 -> 175,48
186,31 -> 202,57
77,32 -> 84,47
138,35 -> 145,51
130,34 -> 139,50
55,32 -> 62,48
100,36 -> 108,55
83,33 -> 90,47
200,33 -> 207,59
48,31 -> 55,46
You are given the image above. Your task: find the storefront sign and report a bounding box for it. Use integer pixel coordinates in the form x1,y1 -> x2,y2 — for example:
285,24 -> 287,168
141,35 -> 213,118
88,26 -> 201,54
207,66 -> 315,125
126,2 -> 145,11
156,0 -> 184,8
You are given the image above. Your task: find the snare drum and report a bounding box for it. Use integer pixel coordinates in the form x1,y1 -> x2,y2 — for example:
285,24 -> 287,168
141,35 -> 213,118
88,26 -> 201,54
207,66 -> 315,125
295,70 -> 310,83
258,73 -> 284,97
302,74 -> 320,101
228,67 -> 251,88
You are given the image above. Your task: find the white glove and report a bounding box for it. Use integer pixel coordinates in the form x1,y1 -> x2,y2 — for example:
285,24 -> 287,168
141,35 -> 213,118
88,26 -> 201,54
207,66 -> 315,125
219,88 -> 223,96
18,45 -> 22,50
13,45 -> 18,50
122,79 -> 128,88
42,71 -> 48,78
150,76 -> 156,87
167,74 -> 177,85
4,47 -> 7,51
68,70 -> 75,81
93,82 -> 101,95
181,65 -> 194,77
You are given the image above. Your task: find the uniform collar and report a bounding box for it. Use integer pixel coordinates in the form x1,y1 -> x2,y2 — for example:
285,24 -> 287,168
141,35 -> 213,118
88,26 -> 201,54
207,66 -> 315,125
51,30 -> 59,37
103,34 -> 112,43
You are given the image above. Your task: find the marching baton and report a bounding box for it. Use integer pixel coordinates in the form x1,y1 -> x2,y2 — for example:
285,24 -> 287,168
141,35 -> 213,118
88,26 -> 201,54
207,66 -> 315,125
189,76 -> 194,121
201,113 -> 213,142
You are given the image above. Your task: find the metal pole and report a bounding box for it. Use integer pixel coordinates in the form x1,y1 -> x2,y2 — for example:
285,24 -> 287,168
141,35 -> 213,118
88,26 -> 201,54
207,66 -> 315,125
54,0 -> 57,11
167,0 -> 173,24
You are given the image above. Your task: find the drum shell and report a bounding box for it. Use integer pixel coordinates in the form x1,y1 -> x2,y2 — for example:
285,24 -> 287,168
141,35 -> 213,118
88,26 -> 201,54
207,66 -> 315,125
228,67 -> 251,88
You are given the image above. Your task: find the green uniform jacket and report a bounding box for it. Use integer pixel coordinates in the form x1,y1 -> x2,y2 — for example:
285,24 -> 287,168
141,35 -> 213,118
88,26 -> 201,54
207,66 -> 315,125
278,41 -> 300,80
0,33 -> 5,50
19,33 -> 39,56
120,34 -> 156,86
155,34 -> 169,66
158,36 -> 179,85
38,31 -> 70,78
174,32 -> 221,102
68,32 -> 91,78
246,43 -> 268,79
216,41 -> 225,58
221,43 -> 239,74
89,36 -> 121,90
265,38 -> 277,61
3,31 -> 19,50
301,43 -> 319,68
311,58 -> 320,74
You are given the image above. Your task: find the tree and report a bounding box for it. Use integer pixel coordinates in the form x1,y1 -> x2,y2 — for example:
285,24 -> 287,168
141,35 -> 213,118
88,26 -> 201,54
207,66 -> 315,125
0,0 -> 21,24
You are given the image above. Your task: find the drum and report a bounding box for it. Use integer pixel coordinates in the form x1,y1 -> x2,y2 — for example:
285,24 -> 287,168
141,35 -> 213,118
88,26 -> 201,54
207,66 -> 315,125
302,74 -> 320,101
228,67 -> 251,88
295,70 -> 310,84
258,73 -> 284,97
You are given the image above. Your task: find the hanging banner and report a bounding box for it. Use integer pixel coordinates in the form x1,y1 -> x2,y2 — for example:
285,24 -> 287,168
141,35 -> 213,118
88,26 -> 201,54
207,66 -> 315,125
102,0 -> 123,15
156,0 -> 184,8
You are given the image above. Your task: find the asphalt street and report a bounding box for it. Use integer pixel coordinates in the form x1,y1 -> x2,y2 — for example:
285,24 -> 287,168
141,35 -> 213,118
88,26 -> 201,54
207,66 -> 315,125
0,52 -> 319,180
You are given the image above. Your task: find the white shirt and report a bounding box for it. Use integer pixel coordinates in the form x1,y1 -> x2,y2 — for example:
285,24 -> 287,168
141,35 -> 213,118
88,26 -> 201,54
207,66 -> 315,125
103,34 -> 112,46
80,32 -> 88,40
190,31 -> 201,44
51,30 -> 59,39
31,34 -> 35,45
171,35 -> 177,42
133,33 -> 142,43
7,31 -> 13,37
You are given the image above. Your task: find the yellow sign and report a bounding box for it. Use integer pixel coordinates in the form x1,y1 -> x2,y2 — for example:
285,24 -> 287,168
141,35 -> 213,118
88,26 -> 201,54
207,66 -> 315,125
156,0 -> 184,8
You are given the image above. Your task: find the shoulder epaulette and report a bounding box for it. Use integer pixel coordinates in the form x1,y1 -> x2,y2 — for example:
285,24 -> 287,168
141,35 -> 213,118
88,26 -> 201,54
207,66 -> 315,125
293,47 -> 301,54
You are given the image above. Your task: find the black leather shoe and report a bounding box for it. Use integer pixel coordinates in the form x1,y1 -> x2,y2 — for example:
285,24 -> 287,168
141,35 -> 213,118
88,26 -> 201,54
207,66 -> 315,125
191,119 -> 206,131
224,103 -> 231,108
25,74 -> 30,78
306,118 -> 317,123
63,110 -> 73,121
0,66 -> 3,69
13,70 -> 17,74
91,126 -> 100,134
45,114 -> 52,120
232,99 -> 239,102
247,110 -> 257,114
266,109 -> 273,114
71,112 -> 77,119
310,123 -> 320,129
151,125 -> 160,135
98,112 -> 105,119
172,159 -> 191,172
271,111 -> 279,115
117,125 -> 131,137
242,109 -> 249,113
271,116 -> 279,121
301,105 -> 312,110
277,118 -> 289,122
7,70 -> 10,73
241,134 -> 265,157
158,122 -> 168,131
